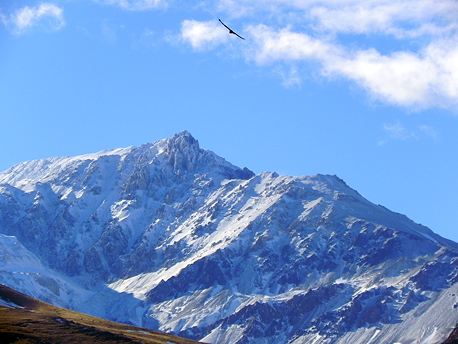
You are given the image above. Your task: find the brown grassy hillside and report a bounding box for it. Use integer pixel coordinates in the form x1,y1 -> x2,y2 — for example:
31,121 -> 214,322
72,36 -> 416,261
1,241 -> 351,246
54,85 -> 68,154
0,284 -> 206,344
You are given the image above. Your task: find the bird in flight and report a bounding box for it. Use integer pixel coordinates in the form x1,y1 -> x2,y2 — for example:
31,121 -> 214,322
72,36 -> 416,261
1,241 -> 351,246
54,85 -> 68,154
219,19 -> 245,40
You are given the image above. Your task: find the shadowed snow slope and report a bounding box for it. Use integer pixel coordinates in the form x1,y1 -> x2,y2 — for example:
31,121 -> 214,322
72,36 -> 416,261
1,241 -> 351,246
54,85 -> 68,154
0,130 -> 457,344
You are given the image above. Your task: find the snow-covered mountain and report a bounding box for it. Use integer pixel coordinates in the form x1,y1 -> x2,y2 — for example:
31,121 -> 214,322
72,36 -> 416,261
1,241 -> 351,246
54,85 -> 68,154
1,130 -> 458,344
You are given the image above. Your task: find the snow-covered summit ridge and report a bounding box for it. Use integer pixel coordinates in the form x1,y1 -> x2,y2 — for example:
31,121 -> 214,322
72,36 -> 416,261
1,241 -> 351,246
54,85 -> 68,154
0,130 -> 254,193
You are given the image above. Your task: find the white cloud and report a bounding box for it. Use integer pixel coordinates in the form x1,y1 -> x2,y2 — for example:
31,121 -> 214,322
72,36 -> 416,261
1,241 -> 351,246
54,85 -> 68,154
203,0 -> 458,109
3,3 -> 65,34
242,25 -> 458,109
181,20 -> 228,50
95,0 -> 166,11
327,38 -> 458,108
215,0 -> 458,36
306,0 -> 458,37
325,49 -> 439,107
247,25 -> 339,64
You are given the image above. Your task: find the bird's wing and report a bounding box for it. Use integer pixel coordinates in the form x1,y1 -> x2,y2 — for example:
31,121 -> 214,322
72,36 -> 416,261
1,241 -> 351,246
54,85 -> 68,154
234,32 -> 245,40
219,19 -> 245,40
219,19 -> 231,31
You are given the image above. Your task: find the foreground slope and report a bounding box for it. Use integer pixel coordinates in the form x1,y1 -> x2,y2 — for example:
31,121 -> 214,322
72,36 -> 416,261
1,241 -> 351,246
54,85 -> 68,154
0,130 -> 458,344
0,284 -> 205,344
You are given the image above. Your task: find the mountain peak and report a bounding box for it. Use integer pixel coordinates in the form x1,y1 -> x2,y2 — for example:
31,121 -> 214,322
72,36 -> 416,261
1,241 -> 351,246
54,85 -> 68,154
164,130 -> 199,156
173,130 -> 194,140
154,131 -> 254,180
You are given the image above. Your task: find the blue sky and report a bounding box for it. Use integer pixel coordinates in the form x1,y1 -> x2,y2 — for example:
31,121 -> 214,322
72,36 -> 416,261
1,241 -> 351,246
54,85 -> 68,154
1,0 -> 458,242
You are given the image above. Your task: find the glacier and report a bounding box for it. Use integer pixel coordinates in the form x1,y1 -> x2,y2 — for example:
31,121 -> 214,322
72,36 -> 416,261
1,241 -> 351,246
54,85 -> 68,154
0,130 -> 457,344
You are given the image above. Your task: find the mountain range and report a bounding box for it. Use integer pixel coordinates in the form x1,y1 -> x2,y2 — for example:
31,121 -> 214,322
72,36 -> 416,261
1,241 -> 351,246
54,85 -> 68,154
0,130 -> 457,343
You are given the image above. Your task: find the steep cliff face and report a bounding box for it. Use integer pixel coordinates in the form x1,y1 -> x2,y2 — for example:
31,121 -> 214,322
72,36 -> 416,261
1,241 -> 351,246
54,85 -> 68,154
0,131 -> 457,344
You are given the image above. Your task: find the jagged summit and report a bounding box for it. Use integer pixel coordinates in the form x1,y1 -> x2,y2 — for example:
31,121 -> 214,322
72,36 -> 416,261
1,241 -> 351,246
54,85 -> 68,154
166,130 -> 197,148
162,131 -> 203,174
0,131 -> 254,193
157,130 -> 254,179
0,131 -> 457,344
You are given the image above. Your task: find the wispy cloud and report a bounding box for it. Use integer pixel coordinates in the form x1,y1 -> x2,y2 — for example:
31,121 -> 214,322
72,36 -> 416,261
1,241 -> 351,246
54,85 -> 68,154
100,20 -> 125,44
305,0 -> 458,38
418,124 -> 439,138
94,0 -> 167,11
378,120 -> 438,145
382,121 -> 418,141
2,3 -> 65,34
214,0 -> 458,36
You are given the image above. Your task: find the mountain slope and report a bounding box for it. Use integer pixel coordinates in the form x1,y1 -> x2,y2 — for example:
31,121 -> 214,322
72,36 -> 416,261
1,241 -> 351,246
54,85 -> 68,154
0,284 -> 205,344
0,130 -> 457,344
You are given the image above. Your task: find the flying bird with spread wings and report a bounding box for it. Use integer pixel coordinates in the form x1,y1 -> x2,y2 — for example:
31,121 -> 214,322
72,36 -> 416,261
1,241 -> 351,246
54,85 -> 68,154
219,19 -> 245,40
